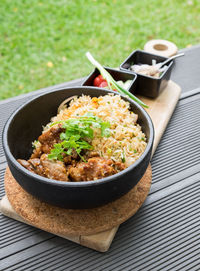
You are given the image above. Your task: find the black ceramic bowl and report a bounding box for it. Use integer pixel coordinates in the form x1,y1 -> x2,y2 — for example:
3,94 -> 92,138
120,50 -> 174,98
3,87 -> 154,209
82,67 -> 137,93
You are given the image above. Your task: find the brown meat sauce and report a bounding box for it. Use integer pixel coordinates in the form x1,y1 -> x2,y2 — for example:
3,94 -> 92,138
18,124 -> 126,182
68,157 -> 117,182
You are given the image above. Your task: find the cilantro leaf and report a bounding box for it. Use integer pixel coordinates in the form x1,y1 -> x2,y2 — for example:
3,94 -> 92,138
101,122 -> 111,137
48,113 -> 110,162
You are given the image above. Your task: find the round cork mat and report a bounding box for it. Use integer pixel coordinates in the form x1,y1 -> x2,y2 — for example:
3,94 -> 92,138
5,165 -> 152,236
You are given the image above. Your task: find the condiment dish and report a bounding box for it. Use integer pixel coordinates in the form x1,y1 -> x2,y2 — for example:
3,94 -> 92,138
120,50 -> 173,98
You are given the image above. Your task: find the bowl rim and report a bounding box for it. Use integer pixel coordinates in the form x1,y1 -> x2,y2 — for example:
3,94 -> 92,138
3,86 -> 154,188
120,49 -> 174,80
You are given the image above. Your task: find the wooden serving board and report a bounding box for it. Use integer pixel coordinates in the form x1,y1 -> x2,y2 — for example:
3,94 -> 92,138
0,80 -> 181,252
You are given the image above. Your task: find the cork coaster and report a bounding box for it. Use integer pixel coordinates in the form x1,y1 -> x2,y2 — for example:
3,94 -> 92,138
5,165 -> 152,236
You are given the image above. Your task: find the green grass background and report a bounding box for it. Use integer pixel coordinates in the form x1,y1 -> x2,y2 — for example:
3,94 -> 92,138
0,0 -> 200,100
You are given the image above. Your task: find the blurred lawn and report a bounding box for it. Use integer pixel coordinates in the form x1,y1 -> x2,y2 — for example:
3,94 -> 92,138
0,0 -> 200,100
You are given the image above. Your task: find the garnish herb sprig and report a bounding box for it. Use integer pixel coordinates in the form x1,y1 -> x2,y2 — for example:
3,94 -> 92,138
86,52 -> 148,108
48,113 -> 110,162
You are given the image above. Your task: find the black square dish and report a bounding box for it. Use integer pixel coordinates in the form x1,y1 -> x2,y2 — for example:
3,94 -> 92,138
82,67 -> 137,93
120,50 -> 174,98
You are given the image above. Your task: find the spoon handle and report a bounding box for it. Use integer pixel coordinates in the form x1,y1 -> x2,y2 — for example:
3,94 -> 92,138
160,53 -> 185,67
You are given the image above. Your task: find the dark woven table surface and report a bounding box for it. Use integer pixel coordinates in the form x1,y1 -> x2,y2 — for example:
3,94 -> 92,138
0,46 -> 200,271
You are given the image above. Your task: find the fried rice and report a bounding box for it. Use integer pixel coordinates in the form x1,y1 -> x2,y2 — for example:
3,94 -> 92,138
45,94 -> 147,168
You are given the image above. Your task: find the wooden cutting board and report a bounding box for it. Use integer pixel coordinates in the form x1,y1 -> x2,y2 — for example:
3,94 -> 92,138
0,80 -> 181,252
